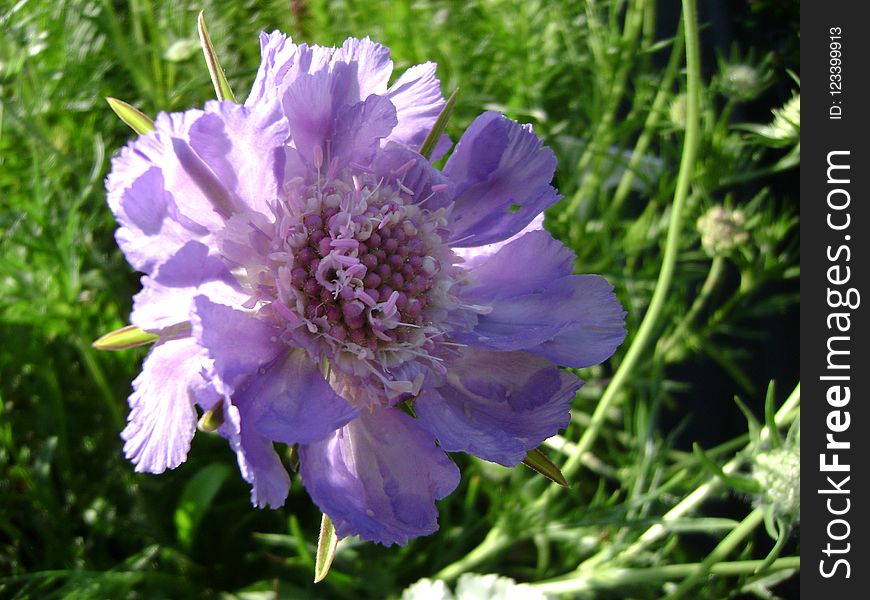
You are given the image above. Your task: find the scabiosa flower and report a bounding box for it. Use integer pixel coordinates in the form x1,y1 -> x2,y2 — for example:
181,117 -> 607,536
105,32 -> 627,546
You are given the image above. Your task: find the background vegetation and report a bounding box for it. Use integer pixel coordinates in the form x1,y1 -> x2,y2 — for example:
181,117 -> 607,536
1,0 -> 799,598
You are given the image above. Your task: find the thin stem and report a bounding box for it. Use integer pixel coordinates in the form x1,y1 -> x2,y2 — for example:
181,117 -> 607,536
664,506 -> 765,599
557,0 -> 703,487
433,527 -> 511,581
560,0 -> 647,226
611,21 -> 685,213
577,383 -> 799,572
659,255 -> 726,359
532,556 -> 800,594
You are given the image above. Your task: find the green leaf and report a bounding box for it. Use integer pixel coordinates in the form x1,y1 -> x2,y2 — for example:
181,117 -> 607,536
419,88 -> 458,160
521,448 -> 569,487
92,325 -> 158,351
763,380 -> 782,447
692,443 -> 760,493
174,463 -> 231,549
197,11 -> 235,102
105,98 -> 154,135
314,513 -> 339,583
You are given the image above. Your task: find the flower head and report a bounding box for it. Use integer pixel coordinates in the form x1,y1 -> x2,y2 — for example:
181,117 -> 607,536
105,32 -> 626,546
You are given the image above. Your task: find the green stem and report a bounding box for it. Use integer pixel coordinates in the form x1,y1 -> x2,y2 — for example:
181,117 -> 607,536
659,255 -> 726,360
532,556 -> 799,594
610,21 -> 685,214
434,527 -> 511,581
560,0 -> 647,227
557,0 -> 703,487
577,383 -> 799,572
664,506 -> 765,599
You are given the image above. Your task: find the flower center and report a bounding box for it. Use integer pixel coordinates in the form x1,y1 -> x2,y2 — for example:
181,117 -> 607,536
223,162 -> 458,405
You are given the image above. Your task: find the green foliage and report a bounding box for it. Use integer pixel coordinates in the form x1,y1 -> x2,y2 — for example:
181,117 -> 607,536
1,0 -> 799,598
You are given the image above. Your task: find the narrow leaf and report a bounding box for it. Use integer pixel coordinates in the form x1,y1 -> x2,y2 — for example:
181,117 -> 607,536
174,463 -> 231,549
92,325 -> 158,351
521,448 -> 569,487
693,443 -> 760,493
419,88 -> 458,160
106,97 -> 154,135
763,380 -> 781,447
314,513 -> 339,583
197,11 -> 236,102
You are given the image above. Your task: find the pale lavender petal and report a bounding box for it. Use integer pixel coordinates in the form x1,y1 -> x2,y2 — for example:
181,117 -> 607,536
458,229 -> 572,296
233,349 -> 358,445
332,94 -> 398,166
282,64 -> 354,165
386,62 -> 445,152
415,348 -> 581,466
452,213 -> 544,265
299,408 -> 459,546
514,276 -> 627,368
219,401 -> 291,508
131,241 -> 246,332
456,230 -> 626,368
332,37 -> 394,98
245,32 -> 332,108
187,100 -> 289,216
444,112 -> 560,247
107,108 -> 230,273
121,337 -> 208,473
192,296 -> 286,395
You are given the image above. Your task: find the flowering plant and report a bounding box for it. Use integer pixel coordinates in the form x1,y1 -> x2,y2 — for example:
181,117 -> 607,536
99,25 -> 625,548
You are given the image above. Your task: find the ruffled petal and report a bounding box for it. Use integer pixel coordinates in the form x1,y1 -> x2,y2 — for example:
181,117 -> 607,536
512,275 -> 627,368
187,100 -> 290,216
386,62 -> 445,152
107,108 -> 227,273
219,400 -> 291,508
232,349 -> 358,446
332,94 -> 398,166
120,337 -> 208,473
245,32 -> 333,108
192,296 -> 287,396
299,408 -> 459,546
331,37 -> 394,99
443,112 -> 560,247
131,241 -> 246,332
415,348 -> 582,466
282,64 -> 356,165
454,230 -> 626,368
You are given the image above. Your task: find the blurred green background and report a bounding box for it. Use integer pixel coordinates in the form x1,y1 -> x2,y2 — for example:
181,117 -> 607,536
1,0 -> 799,598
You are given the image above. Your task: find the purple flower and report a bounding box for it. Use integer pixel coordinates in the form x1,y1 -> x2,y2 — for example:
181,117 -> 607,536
105,33 -> 627,546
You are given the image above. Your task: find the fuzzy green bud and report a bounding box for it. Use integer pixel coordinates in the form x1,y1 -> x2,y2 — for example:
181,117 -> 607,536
721,64 -> 764,101
696,206 -> 749,257
669,93 -> 688,129
752,442 -> 800,523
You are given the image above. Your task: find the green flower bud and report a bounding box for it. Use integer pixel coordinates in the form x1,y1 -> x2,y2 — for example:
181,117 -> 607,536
752,440 -> 800,523
696,206 -> 749,257
721,64 -> 764,101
